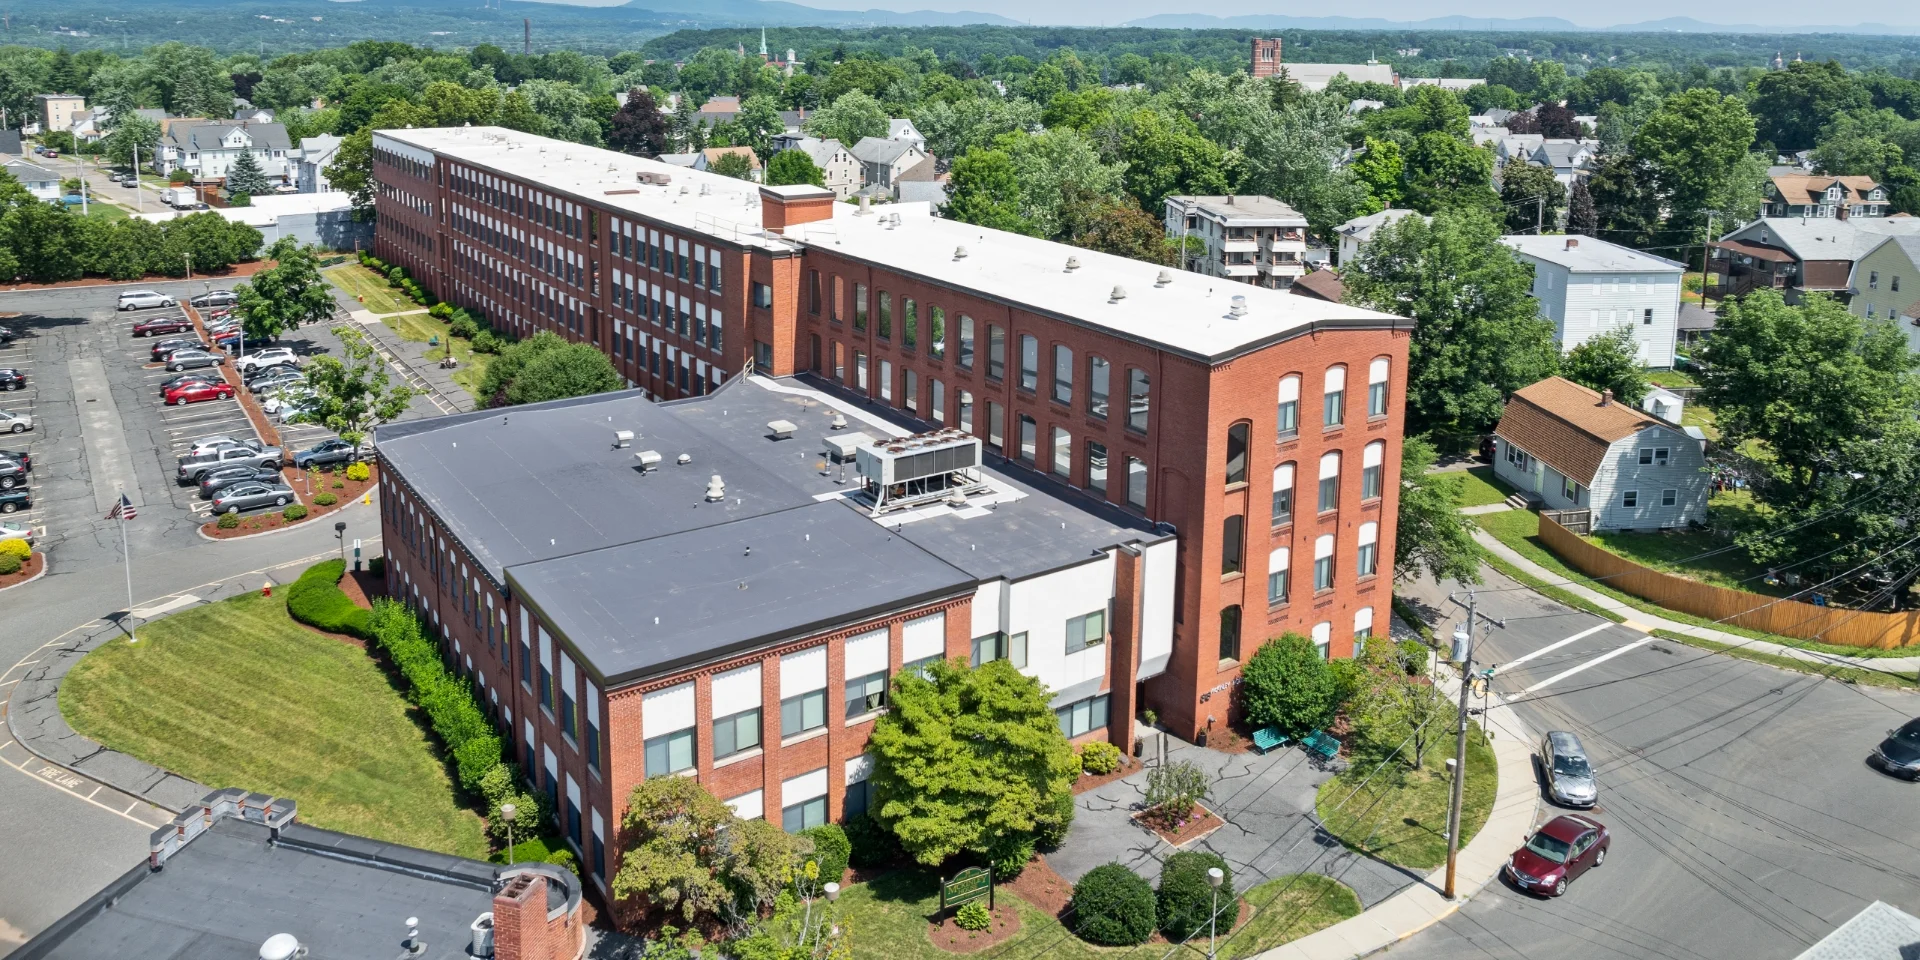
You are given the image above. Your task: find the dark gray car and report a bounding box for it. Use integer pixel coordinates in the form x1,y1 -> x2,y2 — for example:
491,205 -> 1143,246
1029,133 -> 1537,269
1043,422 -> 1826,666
1873,718 -> 1920,780
209,481 -> 296,514
1540,730 -> 1597,808
0,457 -> 24,490
198,465 -> 284,498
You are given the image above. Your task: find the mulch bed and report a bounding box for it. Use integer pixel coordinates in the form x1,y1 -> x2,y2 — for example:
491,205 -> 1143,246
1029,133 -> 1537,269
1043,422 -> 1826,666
929,901 -> 1021,953
1071,758 -> 1141,795
199,463 -> 379,539
1134,803 -> 1227,848
1004,855 -> 1074,918
0,551 -> 45,589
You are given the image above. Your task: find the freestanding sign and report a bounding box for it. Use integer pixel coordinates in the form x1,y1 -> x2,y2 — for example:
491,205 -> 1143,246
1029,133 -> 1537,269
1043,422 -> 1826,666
941,865 -> 994,913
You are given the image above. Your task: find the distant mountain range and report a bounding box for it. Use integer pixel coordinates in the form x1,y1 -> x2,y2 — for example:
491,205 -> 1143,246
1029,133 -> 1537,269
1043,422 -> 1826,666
1118,12 -> 1920,35
619,0 -> 1018,27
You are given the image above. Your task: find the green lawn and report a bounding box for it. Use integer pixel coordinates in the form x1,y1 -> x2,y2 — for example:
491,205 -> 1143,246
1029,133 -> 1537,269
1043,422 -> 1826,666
1316,721 -> 1497,870
1645,370 -> 1697,389
1585,491 -> 1771,593
837,867 -> 1353,960
324,263 -> 417,315
60,591 -> 488,859
1454,466 -> 1518,508
381,311 -> 492,401
84,202 -> 129,221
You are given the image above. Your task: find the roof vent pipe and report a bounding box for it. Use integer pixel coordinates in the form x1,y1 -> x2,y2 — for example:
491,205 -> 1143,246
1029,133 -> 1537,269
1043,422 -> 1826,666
706,475 -> 727,501
953,245 -> 968,260
1155,269 -> 1173,287
259,934 -> 306,960
677,453 -> 692,465
613,429 -> 634,449
1065,256 -> 1081,272
1109,285 -> 1127,302
1229,295 -> 1248,317
857,195 -> 872,216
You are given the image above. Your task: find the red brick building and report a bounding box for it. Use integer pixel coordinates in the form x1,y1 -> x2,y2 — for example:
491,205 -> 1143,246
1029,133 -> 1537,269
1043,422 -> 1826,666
370,127 -> 1411,893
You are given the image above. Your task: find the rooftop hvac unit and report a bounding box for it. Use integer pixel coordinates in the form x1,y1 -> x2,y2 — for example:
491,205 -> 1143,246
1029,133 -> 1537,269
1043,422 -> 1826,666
635,449 -> 663,471
854,429 -> 989,515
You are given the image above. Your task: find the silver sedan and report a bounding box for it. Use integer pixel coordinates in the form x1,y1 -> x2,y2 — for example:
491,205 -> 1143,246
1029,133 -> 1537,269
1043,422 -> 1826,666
209,481 -> 296,515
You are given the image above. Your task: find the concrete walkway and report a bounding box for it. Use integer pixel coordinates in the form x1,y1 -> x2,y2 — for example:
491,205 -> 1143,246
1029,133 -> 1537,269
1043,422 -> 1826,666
1458,503 -> 1513,516
1249,664 -> 1540,960
340,306 -> 472,415
1471,527 -> 1920,675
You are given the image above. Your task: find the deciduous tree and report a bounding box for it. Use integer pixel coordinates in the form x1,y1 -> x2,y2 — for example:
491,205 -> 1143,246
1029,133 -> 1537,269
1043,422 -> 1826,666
1239,633 -> 1339,736
1632,89 -> 1758,235
233,238 -> 335,342
301,325 -> 417,448
1561,326 -> 1649,405
607,87 -> 668,157
804,90 -> 888,149
943,147 -> 1029,234
764,148 -> 824,187
1395,436 -> 1483,586
1498,162 -> 1566,235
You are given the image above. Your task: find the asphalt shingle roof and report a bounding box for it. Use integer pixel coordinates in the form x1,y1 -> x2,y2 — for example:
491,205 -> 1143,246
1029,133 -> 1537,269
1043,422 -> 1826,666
1495,377 -> 1661,485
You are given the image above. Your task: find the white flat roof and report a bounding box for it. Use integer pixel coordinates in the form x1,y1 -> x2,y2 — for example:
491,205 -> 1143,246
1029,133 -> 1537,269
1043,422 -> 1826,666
376,126 -> 1406,363
1501,235 -> 1686,274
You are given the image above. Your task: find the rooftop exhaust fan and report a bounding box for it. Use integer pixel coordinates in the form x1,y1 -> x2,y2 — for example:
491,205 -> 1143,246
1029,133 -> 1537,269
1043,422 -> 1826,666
1065,256 -> 1081,272
705,475 -> 727,501
1109,285 -> 1128,302
1155,269 -> 1173,287
1229,295 -> 1248,317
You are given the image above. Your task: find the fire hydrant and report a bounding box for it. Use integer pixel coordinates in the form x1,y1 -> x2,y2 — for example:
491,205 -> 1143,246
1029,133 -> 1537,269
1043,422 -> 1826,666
262,580 -> 272,598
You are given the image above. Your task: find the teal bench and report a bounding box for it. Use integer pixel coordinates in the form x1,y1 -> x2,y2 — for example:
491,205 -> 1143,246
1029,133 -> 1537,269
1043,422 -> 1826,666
1251,726 -> 1290,754
1303,730 -> 1341,761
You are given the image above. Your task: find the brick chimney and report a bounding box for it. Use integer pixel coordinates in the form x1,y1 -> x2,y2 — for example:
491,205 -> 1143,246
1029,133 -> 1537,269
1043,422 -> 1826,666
492,873 -> 550,960
1600,389 -> 1613,407
1565,238 -> 1579,250
760,184 -> 835,234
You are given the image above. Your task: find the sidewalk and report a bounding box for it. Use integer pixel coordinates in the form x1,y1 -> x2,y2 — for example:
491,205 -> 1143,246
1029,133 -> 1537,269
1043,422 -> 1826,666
1250,664 -> 1539,960
1472,527 -> 1920,674
342,306 -> 471,415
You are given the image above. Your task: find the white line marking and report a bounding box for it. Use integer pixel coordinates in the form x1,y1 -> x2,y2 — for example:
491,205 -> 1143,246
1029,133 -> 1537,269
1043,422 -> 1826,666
129,594 -> 199,619
1502,623 -> 1615,671
1522,634 -> 1657,693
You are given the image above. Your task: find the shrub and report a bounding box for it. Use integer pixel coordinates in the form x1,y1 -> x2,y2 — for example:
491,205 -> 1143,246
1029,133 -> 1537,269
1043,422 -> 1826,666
1080,741 -> 1122,775
283,504 -> 309,522
365,599 -> 503,804
499,834 -> 557,864
331,480 -> 345,489
367,555 -> 385,577
0,553 -> 19,575
988,835 -> 1035,880
1034,787 -> 1074,850
168,169 -> 191,185
954,901 -> 993,931
313,492 -> 338,506
544,846 -> 580,876
1144,760 -> 1210,820
345,462 -> 371,482
0,538 -> 29,561
449,316 -> 478,339
1071,864 -> 1157,945
1240,633 -> 1340,736
486,785 -> 549,844
286,559 -> 371,638
429,302 -> 455,320
472,330 -> 501,354
1397,638 -> 1430,675
843,812 -> 900,867
453,736 -> 504,793
217,513 -> 240,529
800,823 -> 850,884
1157,850 -> 1236,942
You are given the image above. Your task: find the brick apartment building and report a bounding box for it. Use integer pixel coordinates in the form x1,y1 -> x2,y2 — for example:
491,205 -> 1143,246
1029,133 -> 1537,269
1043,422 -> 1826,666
370,127 -> 1411,887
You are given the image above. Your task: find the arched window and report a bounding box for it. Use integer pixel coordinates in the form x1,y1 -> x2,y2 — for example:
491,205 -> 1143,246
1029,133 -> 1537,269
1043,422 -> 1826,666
1271,463 -> 1295,525
1311,620 -> 1332,659
1323,366 -> 1346,428
1354,606 -> 1374,641
1225,422 -> 1250,486
1357,521 -> 1379,577
1268,547 -> 1290,605
1277,375 -> 1301,439
1313,533 -> 1336,591
1362,442 -> 1385,501
1368,357 -> 1391,418
1318,451 -> 1341,513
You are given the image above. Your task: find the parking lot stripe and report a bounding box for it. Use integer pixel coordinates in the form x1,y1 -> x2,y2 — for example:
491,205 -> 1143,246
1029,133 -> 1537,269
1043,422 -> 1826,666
1520,634 -> 1657,694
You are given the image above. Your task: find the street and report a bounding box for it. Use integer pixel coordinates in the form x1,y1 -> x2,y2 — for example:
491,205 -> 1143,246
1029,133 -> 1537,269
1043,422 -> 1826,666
1393,573 -> 1920,960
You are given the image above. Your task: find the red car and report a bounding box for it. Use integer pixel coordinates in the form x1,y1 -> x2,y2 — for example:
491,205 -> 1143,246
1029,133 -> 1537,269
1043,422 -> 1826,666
1506,814 -> 1609,897
164,381 -> 235,406
133,317 -> 192,337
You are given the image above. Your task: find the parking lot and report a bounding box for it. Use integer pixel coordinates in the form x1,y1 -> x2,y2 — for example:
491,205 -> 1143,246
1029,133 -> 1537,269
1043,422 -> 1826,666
0,280 -> 441,557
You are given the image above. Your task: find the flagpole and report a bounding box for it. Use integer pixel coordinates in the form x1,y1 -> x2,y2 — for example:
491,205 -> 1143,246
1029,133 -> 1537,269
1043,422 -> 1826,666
119,492 -> 136,643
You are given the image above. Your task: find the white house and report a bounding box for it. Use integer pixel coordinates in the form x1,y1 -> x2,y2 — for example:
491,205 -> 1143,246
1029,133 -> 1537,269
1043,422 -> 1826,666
1163,194 -> 1310,290
1493,377 -> 1710,531
1502,234 -> 1685,368
295,134 -> 342,193
886,118 -> 926,151
1334,208 -> 1425,266
3,158 -> 60,201
768,133 -> 862,199
1526,139 -> 1601,185
159,121 -> 293,183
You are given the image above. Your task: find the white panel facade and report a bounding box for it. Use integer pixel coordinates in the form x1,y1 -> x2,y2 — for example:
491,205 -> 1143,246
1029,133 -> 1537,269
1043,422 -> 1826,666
1137,538 -> 1177,680
783,768 -> 829,802
711,663 -> 762,708
902,611 -> 947,662
780,647 -> 827,698
970,580 -> 1004,640
642,682 -> 696,734
844,628 -> 889,676
728,789 -> 765,819
1006,554 -> 1115,698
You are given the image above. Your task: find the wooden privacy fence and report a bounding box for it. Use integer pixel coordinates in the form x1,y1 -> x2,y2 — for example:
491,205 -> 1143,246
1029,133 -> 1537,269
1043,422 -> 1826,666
1537,515 -> 1920,650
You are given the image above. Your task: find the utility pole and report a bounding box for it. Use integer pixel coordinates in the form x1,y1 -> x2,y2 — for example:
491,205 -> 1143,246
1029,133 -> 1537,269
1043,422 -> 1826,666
523,18 -> 530,56
1697,211 -> 1717,306
1444,591 -> 1505,900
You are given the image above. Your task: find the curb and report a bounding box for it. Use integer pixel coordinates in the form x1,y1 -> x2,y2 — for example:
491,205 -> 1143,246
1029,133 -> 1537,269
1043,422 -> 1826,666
0,551 -> 49,592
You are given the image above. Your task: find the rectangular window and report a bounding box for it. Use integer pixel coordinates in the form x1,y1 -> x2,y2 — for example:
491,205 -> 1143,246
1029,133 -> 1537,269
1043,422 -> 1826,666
1088,356 -> 1110,418
1362,461 -> 1383,500
1324,375 -> 1345,428
783,796 -> 827,833
751,282 -> 773,309
1052,344 -> 1073,404
960,391 -> 975,433
1127,456 -> 1147,509
903,298 -> 917,349
1662,488 -> 1677,507
958,314 -> 974,368
1065,610 -> 1106,654
855,351 -> 868,391
1562,476 -> 1582,503
1268,554 -> 1290,605
903,368 -> 917,411
879,360 -> 894,401
1018,415 -> 1037,462
643,728 -> 694,777
1315,552 -> 1335,591
877,291 -> 892,339
1622,490 -> 1639,508
1643,308 -> 1654,325
1019,335 -> 1039,391
1056,694 -> 1110,738
808,270 -> 821,315
1319,472 -> 1339,513
1127,369 -> 1150,433
1051,426 -> 1071,478
1221,515 -> 1245,576
970,631 -> 1027,667
931,379 -> 945,423
1219,605 -> 1241,662
713,708 -> 762,760
929,306 -> 946,359
1369,380 -> 1388,417
1272,464 -> 1295,525
987,325 -> 1006,380
780,689 -> 827,737
1086,440 -> 1108,494
844,778 -> 873,818
988,402 -> 1005,451
845,671 -> 888,718
854,283 -> 868,330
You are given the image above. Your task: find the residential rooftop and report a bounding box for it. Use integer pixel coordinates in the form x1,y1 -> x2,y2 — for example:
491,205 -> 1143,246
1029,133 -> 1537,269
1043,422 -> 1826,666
1166,194 -> 1307,223
373,126 -> 1406,364
377,375 -> 1168,687
1726,216 -> 1920,262
1502,235 -> 1687,273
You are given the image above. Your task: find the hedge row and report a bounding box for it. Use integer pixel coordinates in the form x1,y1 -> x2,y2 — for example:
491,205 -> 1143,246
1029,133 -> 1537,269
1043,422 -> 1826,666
286,559 -> 371,639
365,597 -> 502,792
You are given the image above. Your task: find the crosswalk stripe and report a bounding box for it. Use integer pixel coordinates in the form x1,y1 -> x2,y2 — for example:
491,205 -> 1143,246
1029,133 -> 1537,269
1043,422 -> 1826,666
1502,623 -> 1614,671
1522,635 -> 1656,694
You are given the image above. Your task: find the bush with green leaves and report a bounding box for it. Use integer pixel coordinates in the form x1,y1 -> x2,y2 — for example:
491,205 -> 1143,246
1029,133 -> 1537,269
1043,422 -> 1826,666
990,836 -> 1036,879
1240,632 -> 1340,736
472,329 -> 502,354
800,823 -> 850,884
1080,741 -> 1122,775
282,504 -> 309,522
1144,760 -> 1210,820
313,492 -> 338,506
955,901 -> 993,931
367,555 -> 385,577
842,812 -> 900,867
365,599 -> 502,794
386,266 -> 404,286
1071,863 -> 1156,945
0,553 -> 20,576
217,513 -> 240,529
545,846 -> 580,876
1157,850 -> 1237,942
449,316 -> 478,339
345,462 -> 371,482
1397,638 -> 1430,675
429,302 -> 454,320
285,560 -> 371,638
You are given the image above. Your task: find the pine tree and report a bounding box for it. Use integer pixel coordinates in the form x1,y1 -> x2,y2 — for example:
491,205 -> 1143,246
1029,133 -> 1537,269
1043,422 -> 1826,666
225,148 -> 273,198
1566,178 -> 1597,236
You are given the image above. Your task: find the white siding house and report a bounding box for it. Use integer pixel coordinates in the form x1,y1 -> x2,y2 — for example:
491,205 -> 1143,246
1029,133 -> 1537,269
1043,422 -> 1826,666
1493,377 -> 1709,532
1503,235 -> 1685,368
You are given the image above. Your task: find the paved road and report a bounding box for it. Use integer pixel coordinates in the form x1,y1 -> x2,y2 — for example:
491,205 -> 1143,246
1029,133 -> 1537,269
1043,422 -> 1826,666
1392,573 -> 1920,960
0,280 -> 421,954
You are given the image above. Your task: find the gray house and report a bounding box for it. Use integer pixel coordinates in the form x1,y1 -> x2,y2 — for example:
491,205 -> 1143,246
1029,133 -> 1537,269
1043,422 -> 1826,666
1492,377 -> 1709,532
849,136 -> 927,196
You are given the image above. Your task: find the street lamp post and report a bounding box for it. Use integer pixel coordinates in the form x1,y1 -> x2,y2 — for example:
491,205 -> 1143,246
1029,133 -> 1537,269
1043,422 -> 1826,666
334,520 -> 347,564
501,802 -> 518,865
1206,867 -> 1224,960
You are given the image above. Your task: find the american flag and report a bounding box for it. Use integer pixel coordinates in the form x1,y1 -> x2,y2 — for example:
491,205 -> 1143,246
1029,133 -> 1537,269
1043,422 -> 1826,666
106,494 -> 137,521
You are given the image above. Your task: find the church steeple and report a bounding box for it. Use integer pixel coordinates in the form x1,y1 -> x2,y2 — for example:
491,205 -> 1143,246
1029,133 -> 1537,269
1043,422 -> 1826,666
760,28 -> 769,60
